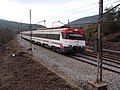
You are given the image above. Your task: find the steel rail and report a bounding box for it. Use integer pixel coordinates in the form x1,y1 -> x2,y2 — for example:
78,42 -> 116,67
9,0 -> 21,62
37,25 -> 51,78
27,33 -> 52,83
21,37 -> 120,74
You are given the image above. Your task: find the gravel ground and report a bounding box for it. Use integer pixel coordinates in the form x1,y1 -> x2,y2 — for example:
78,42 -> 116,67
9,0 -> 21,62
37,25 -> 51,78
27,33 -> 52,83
0,39 -> 74,90
18,36 -> 120,90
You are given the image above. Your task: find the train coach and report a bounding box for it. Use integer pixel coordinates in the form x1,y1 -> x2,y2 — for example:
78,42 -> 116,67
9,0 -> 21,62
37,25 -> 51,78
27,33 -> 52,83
21,27 -> 86,53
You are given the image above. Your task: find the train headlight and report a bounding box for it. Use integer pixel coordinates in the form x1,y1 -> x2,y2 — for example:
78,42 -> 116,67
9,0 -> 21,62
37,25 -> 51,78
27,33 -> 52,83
74,29 -> 78,31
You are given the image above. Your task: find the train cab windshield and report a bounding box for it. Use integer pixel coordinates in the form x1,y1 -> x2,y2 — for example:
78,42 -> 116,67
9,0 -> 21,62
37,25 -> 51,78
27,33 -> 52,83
62,32 -> 85,40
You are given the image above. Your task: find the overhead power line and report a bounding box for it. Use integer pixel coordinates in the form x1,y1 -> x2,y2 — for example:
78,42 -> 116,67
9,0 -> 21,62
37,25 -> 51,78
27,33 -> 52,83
65,0 -> 112,12
103,4 -> 120,15
104,1 -> 120,6
66,3 -> 98,12
64,1 -> 119,14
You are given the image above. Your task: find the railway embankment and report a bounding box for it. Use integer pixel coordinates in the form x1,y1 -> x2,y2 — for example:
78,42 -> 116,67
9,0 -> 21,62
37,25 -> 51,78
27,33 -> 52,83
0,39 -> 75,90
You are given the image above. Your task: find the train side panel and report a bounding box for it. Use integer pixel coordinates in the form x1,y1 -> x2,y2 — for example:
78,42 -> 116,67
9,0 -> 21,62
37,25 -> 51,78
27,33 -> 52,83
21,28 -> 86,53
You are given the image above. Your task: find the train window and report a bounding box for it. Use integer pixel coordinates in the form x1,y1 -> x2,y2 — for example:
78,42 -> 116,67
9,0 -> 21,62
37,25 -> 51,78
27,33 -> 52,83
69,33 -> 85,40
61,32 -> 69,39
62,32 -> 85,40
28,34 -> 60,40
47,34 -> 60,40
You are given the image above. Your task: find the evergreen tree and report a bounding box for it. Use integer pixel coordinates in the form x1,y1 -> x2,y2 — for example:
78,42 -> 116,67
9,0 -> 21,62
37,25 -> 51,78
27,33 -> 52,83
103,6 -> 120,35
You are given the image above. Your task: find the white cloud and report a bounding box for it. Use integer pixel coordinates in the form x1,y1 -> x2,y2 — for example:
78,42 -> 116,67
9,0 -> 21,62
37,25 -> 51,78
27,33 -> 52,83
0,0 -> 29,22
0,0 -> 119,27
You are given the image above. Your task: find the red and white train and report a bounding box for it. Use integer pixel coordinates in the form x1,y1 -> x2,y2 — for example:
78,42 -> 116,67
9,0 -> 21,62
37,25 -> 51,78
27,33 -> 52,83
21,27 -> 86,53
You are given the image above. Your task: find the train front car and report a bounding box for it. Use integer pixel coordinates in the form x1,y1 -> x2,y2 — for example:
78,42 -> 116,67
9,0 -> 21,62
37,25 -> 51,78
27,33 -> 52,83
61,28 -> 86,53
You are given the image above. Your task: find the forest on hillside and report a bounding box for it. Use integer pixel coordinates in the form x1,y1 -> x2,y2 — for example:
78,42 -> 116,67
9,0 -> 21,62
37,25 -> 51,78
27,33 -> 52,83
0,19 -> 45,50
85,6 -> 120,50
0,28 -> 16,51
0,19 -> 45,30
86,6 -> 120,42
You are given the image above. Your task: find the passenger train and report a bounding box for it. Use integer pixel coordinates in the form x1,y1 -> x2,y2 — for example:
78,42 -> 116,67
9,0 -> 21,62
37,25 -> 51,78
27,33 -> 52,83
21,27 -> 86,53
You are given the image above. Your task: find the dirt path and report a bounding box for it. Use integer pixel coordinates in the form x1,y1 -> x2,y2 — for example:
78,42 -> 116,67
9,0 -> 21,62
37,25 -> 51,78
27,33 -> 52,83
0,39 -> 74,90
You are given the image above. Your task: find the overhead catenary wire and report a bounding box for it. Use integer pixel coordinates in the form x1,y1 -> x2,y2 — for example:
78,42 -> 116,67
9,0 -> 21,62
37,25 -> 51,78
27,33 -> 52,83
66,1 -> 120,15
23,0 -> 119,27
104,1 -> 120,7
65,0 -> 110,12
54,0 -> 119,20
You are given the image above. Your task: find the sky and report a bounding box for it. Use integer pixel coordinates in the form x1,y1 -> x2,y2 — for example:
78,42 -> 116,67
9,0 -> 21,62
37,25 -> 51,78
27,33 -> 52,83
0,0 -> 119,27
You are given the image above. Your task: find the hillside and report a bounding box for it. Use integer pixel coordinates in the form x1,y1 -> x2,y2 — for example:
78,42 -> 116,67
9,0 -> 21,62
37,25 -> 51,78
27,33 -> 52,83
103,31 -> 120,51
68,15 -> 98,27
0,19 -> 46,47
0,19 -> 45,30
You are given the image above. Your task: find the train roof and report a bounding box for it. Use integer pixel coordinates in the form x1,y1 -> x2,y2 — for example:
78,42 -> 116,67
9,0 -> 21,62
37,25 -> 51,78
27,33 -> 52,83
37,26 -> 71,30
22,26 -> 85,35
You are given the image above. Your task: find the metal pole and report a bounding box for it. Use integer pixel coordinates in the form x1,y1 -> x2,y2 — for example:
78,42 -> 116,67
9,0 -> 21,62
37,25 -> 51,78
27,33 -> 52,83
30,9 -> 32,50
38,20 -> 46,27
97,17 -> 101,82
44,20 -> 46,27
20,20 -> 22,41
99,0 -> 103,82
96,51 -> 100,82
68,19 -> 70,27
21,20 -> 22,31
97,0 -> 119,83
97,0 -> 103,82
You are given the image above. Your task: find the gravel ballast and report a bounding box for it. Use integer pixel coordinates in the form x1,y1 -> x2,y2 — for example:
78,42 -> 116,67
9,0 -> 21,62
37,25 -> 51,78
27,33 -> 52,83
18,36 -> 120,90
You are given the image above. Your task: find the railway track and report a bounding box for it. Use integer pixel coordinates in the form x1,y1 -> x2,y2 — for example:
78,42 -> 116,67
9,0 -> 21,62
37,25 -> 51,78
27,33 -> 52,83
21,37 -> 120,74
86,46 -> 120,61
74,47 -> 120,73
84,51 -> 120,65
59,49 -> 120,74
68,53 -> 120,73
55,48 -> 120,73
85,50 -> 120,61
